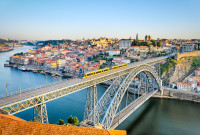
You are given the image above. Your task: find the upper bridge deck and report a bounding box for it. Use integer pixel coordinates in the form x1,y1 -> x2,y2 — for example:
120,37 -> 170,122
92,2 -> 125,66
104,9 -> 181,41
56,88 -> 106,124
0,56 -> 167,114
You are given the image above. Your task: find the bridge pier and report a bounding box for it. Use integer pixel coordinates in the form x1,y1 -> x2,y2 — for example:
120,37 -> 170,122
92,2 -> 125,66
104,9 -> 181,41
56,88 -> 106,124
83,85 -> 99,126
33,96 -> 48,124
33,103 -> 48,123
160,80 -> 163,96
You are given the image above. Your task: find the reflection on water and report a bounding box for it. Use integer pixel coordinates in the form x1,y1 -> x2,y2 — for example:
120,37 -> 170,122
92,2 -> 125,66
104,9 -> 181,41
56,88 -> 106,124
117,98 -> 200,135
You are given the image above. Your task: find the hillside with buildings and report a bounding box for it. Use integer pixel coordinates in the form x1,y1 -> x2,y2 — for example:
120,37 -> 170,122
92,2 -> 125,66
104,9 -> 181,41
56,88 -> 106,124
161,51 -> 200,93
4,35 -> 200,78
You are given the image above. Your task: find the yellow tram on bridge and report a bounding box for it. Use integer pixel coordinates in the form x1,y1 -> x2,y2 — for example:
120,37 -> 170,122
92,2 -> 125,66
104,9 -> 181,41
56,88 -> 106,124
82,63 -> 128,79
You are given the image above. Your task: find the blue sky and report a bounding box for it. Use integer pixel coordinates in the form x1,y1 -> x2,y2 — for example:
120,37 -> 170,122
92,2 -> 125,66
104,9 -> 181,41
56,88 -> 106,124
0,0 -> 200,40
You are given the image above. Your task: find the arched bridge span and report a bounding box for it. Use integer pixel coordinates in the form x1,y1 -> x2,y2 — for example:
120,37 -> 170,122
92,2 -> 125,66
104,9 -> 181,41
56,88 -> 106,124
84,64 -> 162,129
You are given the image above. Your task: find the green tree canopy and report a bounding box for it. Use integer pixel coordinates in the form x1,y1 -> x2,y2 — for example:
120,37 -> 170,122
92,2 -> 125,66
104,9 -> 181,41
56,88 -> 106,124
151,40 -> 156,47
14,52 -> 23,56
192,56 -> 200,67
157,41 -> 161,47
160,57 -> 176,75
67,115 -> 79,126
57,119 -> 65,125
131,40 -> 140,46
140,41 -> 149,46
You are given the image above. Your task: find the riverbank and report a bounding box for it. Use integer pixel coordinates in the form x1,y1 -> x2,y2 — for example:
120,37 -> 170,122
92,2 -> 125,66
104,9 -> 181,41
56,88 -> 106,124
0,47 -> 13,52
152,94 -> 195,102
153,87 -> 200,103
4,63 -> 77,78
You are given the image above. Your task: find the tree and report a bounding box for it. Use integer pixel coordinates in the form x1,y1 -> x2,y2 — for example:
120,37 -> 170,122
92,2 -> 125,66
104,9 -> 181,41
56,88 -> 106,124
131,41 -> 135,46
157,41 -> 161,47
151,40 -> 156,47
72,117 -> 79,126
104,52 -> 109,56
121,48 -> 125,54
57,119 -> 65,125
132,40 -> 140,46
192,56 -> 200,67
100,65 -> 105,69
67,115 -> 73,124
67,115 -> 79,126
14,52 -> 23,56
140,41 -> 149,46
107,58 -> 113,61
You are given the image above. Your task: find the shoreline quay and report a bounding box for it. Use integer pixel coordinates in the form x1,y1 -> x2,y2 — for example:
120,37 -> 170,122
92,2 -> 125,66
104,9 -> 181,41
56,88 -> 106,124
152,94 -> 200,103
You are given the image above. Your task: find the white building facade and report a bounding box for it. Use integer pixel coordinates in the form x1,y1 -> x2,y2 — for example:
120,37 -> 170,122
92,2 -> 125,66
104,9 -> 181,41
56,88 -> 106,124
106,49 -> 120,56
119,39 -> 133,50
177,82 -> 191,91
181,44 -> 194,52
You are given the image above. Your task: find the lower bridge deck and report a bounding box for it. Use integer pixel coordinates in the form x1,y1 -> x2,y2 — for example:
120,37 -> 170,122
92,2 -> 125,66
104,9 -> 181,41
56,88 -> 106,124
111,90 -> 157,129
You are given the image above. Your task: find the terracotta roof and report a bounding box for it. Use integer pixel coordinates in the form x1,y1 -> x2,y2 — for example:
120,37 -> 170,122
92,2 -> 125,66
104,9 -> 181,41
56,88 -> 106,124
177,82 -> 191,86
193,76 -> 200,80
140,46 -> 148,48
188,81 -> 195,84
0,114 -> 126,135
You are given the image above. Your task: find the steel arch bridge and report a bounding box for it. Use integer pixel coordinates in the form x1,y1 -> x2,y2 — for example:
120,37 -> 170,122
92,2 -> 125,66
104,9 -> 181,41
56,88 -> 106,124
0,56 -> 168,129
82,64 -> 162,129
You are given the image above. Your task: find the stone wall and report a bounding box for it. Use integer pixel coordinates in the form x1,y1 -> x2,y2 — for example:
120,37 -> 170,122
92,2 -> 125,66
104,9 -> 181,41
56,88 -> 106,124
176,50 -> 200,60
161,89 -> 200,102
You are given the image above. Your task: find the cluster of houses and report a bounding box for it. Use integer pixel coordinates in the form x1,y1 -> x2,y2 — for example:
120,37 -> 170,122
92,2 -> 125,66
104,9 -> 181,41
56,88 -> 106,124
119,37 -> 200,54
7,36 -> 200,77
9,43 -> 104,74
177,68 -> 200,92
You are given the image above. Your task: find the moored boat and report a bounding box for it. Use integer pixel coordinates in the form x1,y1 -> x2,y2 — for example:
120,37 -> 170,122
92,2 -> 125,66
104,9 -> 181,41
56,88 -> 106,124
4,64 -> 12,67
40,71 -> 46,74
18,66 -> 26,71
13,65 -> 18,68
33,70 -> 38,73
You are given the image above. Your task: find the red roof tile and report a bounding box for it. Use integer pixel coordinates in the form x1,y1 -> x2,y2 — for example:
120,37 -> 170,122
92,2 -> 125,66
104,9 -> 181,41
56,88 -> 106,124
0,114 -> 126,135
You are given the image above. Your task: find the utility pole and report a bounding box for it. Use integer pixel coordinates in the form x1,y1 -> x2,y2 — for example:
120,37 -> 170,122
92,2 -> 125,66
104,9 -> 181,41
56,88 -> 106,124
46,73 -> 47,86
20,86 -> 21,99
6,83 -> 8,97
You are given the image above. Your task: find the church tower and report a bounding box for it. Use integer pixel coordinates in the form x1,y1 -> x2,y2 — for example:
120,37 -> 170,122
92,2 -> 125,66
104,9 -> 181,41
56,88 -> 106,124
136,33 -> 138,40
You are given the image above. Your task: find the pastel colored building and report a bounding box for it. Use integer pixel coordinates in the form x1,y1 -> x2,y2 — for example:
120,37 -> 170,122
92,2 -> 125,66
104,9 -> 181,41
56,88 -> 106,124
57,59 -> 66,68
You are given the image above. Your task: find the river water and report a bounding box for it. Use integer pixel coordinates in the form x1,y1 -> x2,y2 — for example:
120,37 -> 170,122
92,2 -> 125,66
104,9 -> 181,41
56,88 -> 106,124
0,46 -> 200,135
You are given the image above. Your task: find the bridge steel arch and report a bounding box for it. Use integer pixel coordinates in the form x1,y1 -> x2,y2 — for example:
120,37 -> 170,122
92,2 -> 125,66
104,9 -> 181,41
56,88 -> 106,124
94,64 -> 162,129
0,57 -> 166,124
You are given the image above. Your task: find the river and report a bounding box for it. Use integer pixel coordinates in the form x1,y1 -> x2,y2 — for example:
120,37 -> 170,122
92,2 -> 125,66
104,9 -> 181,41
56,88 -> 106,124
0,46 -> 200,135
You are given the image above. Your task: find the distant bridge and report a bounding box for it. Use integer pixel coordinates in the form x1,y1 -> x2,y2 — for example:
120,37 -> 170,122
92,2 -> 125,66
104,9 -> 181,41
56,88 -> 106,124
0,56 -> 168,128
